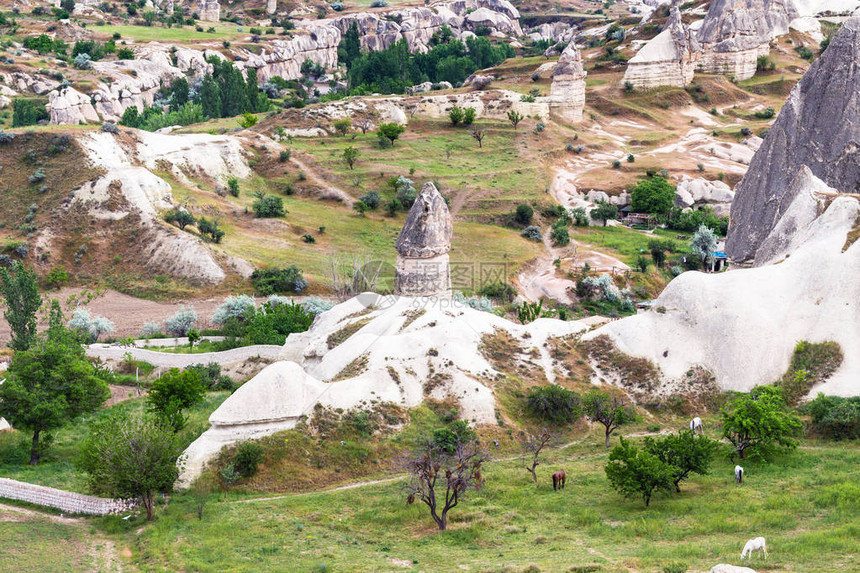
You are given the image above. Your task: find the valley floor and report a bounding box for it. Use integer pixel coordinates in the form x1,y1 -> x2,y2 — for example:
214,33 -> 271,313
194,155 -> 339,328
2,432 -> 857,573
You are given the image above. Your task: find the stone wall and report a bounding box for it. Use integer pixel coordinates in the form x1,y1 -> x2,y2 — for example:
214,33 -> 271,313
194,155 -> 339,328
0,477 -> 134,515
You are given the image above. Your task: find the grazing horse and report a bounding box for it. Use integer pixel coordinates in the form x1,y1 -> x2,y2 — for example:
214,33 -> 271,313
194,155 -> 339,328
735,465 -> 744,485
741,537 -> 767,560
552,470 -> 566,491
689,416 -> 704,436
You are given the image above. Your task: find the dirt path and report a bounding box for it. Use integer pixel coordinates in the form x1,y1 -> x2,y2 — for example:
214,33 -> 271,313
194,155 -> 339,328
290,154 -> 356,206
517,233 -> 576,304
229,476 -> 404,505
0,502 -> 125,572
86,343 -> 282,368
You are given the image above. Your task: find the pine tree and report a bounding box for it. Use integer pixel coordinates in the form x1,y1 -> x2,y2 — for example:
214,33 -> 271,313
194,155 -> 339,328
200,74 -> 221,119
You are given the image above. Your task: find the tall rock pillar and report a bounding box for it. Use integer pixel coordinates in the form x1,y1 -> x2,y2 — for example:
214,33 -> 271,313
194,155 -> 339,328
549,43 -> 587,123
394,182 -> 453,298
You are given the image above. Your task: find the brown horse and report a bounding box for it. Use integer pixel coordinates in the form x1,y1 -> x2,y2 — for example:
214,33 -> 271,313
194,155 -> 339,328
552,470 -> 566,491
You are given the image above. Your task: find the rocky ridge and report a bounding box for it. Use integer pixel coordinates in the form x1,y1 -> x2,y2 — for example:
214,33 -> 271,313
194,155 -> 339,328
726,14 -> 860,263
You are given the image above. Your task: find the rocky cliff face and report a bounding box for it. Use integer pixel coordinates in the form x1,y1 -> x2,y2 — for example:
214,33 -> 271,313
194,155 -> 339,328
549,43 -> 587,123
197,0 -> 220,22
318,0 -> 521,54
697,0 -> 798,80
623,3 -> 700,88
726,15 -> 860,263
236,27 -> 341,82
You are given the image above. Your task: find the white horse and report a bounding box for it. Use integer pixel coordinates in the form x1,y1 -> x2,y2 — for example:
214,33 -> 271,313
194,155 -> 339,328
689,416 -> 704,435
741,537 -> 767,560
735,465 -> 744,484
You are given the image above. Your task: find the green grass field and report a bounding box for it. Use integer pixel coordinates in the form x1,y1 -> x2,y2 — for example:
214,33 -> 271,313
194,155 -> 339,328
134,436 -> 859,573
97,22 -> 242,43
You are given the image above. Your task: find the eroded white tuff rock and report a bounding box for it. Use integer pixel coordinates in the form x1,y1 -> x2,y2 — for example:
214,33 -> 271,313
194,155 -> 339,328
236,28 -> 341,82
675,176 -> 734,216
89,54 -> 184,122
549,43 -> 587,123
709,565 -> 758,573
178,296 -> 587,486
197,0 -> 220,22
47,86 -> 100,125
586,187 -> 860,398
395,182 -> 453,297
697,0 -> 798,80
314,0 -> 521,54
726,15 -> 860,263
623,2 -> 701,88
67,130 -> 252,282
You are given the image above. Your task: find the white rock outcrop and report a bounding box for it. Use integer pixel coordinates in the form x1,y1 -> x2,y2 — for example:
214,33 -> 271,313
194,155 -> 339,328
585,178 -> 860,398
178,295 -> 587,485
47,86 -> 100,125
549,43 -> 587,123
697,0 -> 799,80
198,0 -> 220,22
675,176 -> 735,216
623,3 -> 701,88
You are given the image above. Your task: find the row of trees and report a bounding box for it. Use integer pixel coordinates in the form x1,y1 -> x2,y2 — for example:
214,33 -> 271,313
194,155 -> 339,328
119,60 -> 270,131
341,23 -> 514,93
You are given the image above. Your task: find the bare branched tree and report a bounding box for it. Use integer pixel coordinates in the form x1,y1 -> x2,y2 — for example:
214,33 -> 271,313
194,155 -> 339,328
522,430 -> 554,483
404,441 -> 489,530
471,126 -> 485,148
357,118 -> 374,134
326,251 -> 388,299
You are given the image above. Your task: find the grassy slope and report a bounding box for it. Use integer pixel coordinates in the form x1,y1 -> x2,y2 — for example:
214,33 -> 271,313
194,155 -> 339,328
136,437 -> 860,573
0,392 -> 229,492
0,518 -> 95,572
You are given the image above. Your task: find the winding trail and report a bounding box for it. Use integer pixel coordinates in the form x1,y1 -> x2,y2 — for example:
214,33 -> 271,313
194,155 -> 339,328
290,154 -> 356,206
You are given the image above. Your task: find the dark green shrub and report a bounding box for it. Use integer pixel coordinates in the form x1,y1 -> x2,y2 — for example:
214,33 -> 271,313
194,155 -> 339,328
526,386 -> 581,424
234,441 -> 264,478
250,266 -> 308,295
515,203 -> 533,225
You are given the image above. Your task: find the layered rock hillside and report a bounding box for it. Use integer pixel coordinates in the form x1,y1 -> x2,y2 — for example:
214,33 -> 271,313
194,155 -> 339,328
697,0 -> 799,80
622,2 -> 700,88
726,14 -> 860,263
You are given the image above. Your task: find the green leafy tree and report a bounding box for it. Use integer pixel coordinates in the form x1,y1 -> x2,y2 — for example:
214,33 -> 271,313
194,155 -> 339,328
515,203 -> 533,225
147,368 -> 206,432
507,110 -> 523,129
170,77 -> 189,112
78,412 -> 183,519
333,118 -> 352,135
238,112 -> 258,128
648,239 -> 668,268
630,176 -> 675,214
338,21 -> 362,70
583,390 -> 635,448
550,220 -> 570,246
463,107 -> 476,125
0,262 -> 42,351
252,195 -> 286,218
0,331 -> 109,464
605,437 -> 675,507
165,208 -> 195,230
343,145 -> 360,170
448,106 -> 465,126
643,431 -> 718,492
590,201 -> 617,226
377,122 -> 405,146
721,385 -> 802,460
187,329 -> 201,350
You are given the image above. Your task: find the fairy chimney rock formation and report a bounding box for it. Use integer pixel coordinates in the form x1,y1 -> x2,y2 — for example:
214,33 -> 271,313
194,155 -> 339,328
697,0 -> 798,80
726,13 -> 860,263
623,2 -> 701,88
198,0 -> 220,22
549,43 -> 587,123
395,182 -> 453,297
